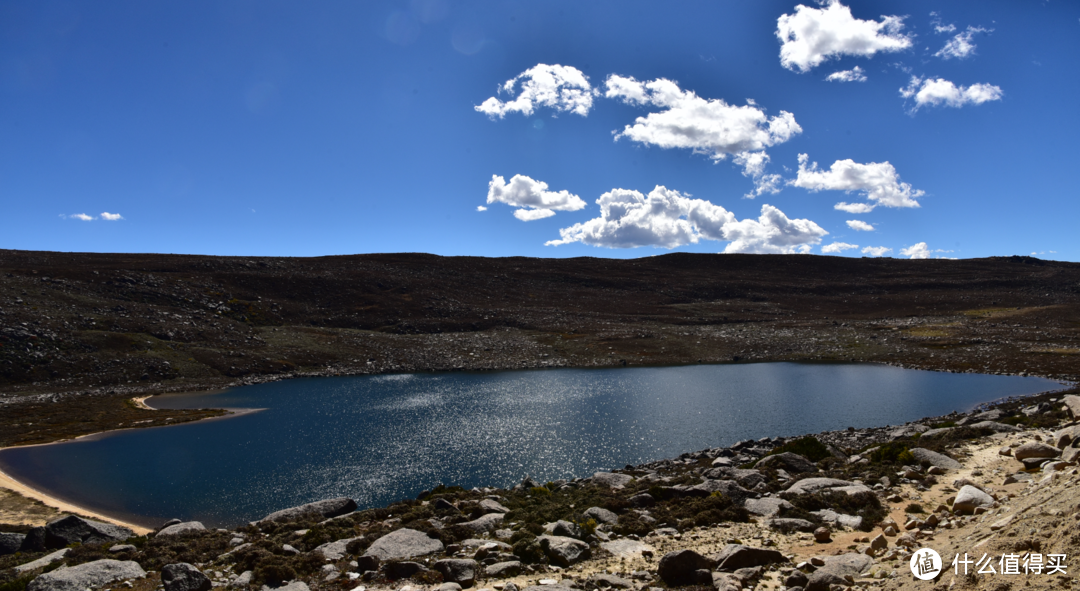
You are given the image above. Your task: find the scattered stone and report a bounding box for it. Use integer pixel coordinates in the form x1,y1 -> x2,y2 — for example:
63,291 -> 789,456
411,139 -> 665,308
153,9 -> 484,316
582,507 -> 618,525
783,478 -> 870,496
0,533 -> 26,555
537,535 -> 590,567
657,549 -> 714,585
587,574 -> 633,589
230,571 -> 252,587
156,521 -> 206,538
813,527 -> 831,543
628,493 -> 655,507
14,549 -> 70,574
908,448 -> 962,470
713,544 -> 786,571
314,536 -> 363,560
811,509 -> 863,530
44,515 -> 134,549
754,452 -> 816,474
953,485 -> 995,514
462,512 -> 504,533
744,497 -> 793,518
26,559 -> 145,591
1062,395 -> 1080,420
591,472 -> 632,488
433,559 -> 478,587
870,534 -> 887,551
1054,425 -> 1080,449
766,518 -> 816,534
109,544 -> 136,553
805,570 -> 847,591
162,563 -> 212,591
1013,442 -> 1061,461
484,561 -> 522,578
550,520 -> 582,539
479,499 -> 510,514
363,528 -> 444,560
600,539 -> 654,559
258,497 -> 357,524
383,561 -> 428,580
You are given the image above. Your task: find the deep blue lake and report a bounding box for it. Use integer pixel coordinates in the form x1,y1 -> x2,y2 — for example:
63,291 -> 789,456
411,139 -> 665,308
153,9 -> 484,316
0,363 -> 1060,528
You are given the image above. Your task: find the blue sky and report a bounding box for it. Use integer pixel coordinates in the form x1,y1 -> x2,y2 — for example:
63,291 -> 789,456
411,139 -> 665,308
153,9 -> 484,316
2,1 -> 1078,260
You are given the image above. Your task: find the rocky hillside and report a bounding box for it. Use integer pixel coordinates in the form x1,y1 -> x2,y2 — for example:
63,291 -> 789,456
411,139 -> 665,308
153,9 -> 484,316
2,250 -> 1079,447
3,387 -> 1078,591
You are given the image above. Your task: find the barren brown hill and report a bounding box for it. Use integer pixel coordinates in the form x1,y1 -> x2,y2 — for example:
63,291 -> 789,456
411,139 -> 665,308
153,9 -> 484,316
1,250 -> 1078,446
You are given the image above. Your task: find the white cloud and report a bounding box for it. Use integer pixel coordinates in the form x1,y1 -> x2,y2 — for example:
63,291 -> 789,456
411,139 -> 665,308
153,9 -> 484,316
475,64 -> 596,119
935,27 -> 991,60
930,12 -> 956,35
900,242 -> 931,259
546,185 -> 827,254
792,153 -> 923,211
822,241 -> 859,253
826,66 -> 868,83
69,213 -> 94,221
100,212 -> 123,221
900,76 -> 1003,111
487,174 -> 586,221
733,151 -> 784,199
861,246 -> 892,257
604,75 -> 802,162
846,220 -> 875,231
476,205 -> 488,212
776,0 -> 912,73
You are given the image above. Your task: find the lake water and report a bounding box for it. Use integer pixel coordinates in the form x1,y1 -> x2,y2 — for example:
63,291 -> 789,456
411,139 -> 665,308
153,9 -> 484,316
0,363 -> 1060,528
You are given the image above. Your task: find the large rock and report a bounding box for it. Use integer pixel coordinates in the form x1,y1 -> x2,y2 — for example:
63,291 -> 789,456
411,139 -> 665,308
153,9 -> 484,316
953,485 -> 995,514
783,478 -> 870,496
549,520 -> 582,539
258,497 -> 356,524
484,561 -> 522,578
20,527 -> 46,552
591,472 -> 633,488
703,468 -> 766,489
685,479 -> 752,504
461,512 -> 503,533
744,497 -> 793,518
161,563 -> 212,591
811,509 -> 862,530
600,539 -> 654,558
44,516 -> 134,549
363,528 -> 444,560
713,544 -> 787,571
433,559 -> 478,587
26,559 -> 145,591
754,452 -> 816,474
1063,395 -> 1080,420
657,549 -> 714,585
156,521 -> 206,537
583,506 -> 618,525
1013,442 -> 1061,461
969,421 -> 1022,433
383,561 -> 428,580
537,535 -> 590,567
478,499 -> 510,514
765,518 -> 816,534
0,532 -> 26,555
266,583 -> 308,591
1054,425 -> 1080,449
14,549 -> 70,574
920,427 -> 954,439
908,448 -> 962,470
818,553 -> 874,577
588,574 -> 633,589
313,536 -> 362,560
805,570 -> 848,591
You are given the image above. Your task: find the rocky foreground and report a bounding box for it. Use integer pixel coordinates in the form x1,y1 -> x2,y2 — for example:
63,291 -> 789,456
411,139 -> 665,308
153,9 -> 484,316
3,389 -> 1079,591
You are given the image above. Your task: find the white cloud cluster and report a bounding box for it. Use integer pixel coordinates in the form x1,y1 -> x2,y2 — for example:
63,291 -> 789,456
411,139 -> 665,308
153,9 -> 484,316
826,66 -> 867,83
792,154 -> 923,212
900,76 -> 1003,111
776,0 -> 912,73
545,185 -> 827,254
733,151 -> 784,199
846,220 -> 875,231
486,174 -> 586,221
475,64 -> 597,119
861,246 -> 892,257
604,75 -> 802,162
822,242 -> 859,254
62,212 -> 123,221
900,242 -> 931,259
935,26 -> 991,60
930,12 -> 956,35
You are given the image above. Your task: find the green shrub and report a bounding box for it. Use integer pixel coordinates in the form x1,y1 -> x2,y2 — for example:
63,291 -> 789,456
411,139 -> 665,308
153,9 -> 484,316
869,442 -> 911,464
768,436 -> 831,462
906,503 -> 925,514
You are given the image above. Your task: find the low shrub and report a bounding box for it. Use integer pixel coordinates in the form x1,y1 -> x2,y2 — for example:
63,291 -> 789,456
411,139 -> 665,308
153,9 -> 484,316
768,436 -> 831,462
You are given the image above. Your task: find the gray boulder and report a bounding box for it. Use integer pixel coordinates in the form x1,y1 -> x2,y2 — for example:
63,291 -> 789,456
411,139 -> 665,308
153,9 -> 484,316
783,478 -> 871,497
953,485 -> 995,514
583,506 -> 618,525
363,528 -> 444,560
587,573 -> 633,589
685,479 -> 752,504
969,421 -> 1022,433
1054,425 -> 1080,449
484,561 -> 522,578
765,518 -> 816,534
550,520 -> 582,539
920,427 -> 954,439
629,493 -> 655,507
14,549 -> 70,574
26,559 -> 145,591
754,452 -> 816,474
591,472 -> 633,488
478,499 -> 510,514
811,509 -> 862,530
383,561 -> 428,580
20,527 -> 46,552
258,497 -> 356,524
1014,442 -> 1061,461
537,535 -> 590,567
313,536 -> 362,560
744,498 -> 793,518
156,521 -> 206,537
162,563 -> 212,591
657,549 -> 715,585
461,512 -> 504,533
713,544 -> 787,571
266,583 -> 308,591
599,539 -> 654,558
433,559 -> 478,587
818,553 -> 874,577
0,532 -> 26,555
44,516 -> 134,549
908,448 -> 962,470
805,570 -> 848,591
1063,395 -> 1080,420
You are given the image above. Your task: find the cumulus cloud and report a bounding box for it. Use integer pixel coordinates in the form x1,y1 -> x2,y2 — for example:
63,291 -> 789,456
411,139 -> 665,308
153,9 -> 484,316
846,220 -> 875,231
545,185 -> 827,254
900,242 -> 931,259
733,151 -> 784,199
792,154 -> 923,211
476,205 -> 488,212
475,64 -> 596,119
776,0 -> 912,72
486,174 -> 585,221
604,75 -> 802,162
100,212 -> 123,221
900,76 -> 1003,111
862,246 -> 892,257
935,27 -> 990,60
68,213 -> 94,221
826,66 -> 868,83
822,242 -> 859,253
